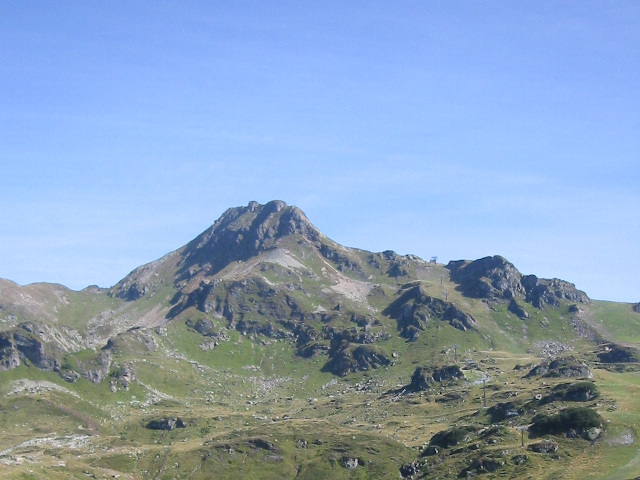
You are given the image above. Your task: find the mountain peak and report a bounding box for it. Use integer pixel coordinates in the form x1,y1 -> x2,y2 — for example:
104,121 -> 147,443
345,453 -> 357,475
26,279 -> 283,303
109,201 -> 324,300
177,200 -> 322,278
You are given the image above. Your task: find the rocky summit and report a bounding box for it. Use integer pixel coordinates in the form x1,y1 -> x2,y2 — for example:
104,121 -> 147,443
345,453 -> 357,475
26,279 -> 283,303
0,200 -> 639,480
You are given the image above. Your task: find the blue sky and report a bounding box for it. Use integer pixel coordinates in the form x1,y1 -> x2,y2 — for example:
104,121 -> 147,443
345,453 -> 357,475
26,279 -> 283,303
1,2 -> 638,302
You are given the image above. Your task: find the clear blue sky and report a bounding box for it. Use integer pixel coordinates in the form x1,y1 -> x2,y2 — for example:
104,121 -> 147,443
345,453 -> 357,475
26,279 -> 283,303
1,2 -> 638,302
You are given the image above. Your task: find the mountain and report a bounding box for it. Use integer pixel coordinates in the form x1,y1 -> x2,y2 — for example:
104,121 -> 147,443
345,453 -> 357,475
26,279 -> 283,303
0,200 -> 639,480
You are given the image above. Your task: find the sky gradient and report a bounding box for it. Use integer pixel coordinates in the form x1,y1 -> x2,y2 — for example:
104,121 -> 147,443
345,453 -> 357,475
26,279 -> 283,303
1,2 -> 638,302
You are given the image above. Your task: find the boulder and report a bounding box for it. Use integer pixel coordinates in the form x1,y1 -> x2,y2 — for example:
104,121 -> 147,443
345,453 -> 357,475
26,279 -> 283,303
248,438 -> 278,452
328,344 -> 390,376
528,441 -> 558,454
598,344 -> 640,363
410,365 -> 464,391
79,351 -> 112,383
540,382 -> 599,404
400,461 -> 419,477
584,427 -> 602,441
508,299 -> 529,319
146,418 -> 187,431
340,457 -> 359,469
526,357 -> 591,379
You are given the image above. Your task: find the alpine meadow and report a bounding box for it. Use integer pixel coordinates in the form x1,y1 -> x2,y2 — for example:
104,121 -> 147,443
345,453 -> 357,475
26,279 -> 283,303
1,201 -> 640,479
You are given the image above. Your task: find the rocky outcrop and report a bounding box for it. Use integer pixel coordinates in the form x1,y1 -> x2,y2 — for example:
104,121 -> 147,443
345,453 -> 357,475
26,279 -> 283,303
319,244 -> 365,277
486,400 -> 525,423
109,256 -> 169,301
111,363 -> 136,390
0,325 -> 60,372
296,342 -> 329,358
526,357 -> 592,379
410,365 -> 464,391
508,299 -> 529,319
400,462 -> 420,477
175,200 -> 322,282
103,329 -> 159,354
0,334 -> 20,371
79,350 -> 112,383
384,283 -> 477,340
340,457 -> 360,469
528,441 -> 558,454
186,318 -> 231,344
447,256 -> 524,300
248,438 -> 279,452
446,256 -> 589,309
326,344 -> 390,376
461,456 -> 506,476
146,418 -> 186,430
521,275 -> 589,308
539,382 -> 599,404
598,343 -> 640,363
170,277 -> 314,341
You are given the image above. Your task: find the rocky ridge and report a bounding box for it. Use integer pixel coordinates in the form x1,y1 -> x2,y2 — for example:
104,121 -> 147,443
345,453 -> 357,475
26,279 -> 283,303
0,201 -> 609,389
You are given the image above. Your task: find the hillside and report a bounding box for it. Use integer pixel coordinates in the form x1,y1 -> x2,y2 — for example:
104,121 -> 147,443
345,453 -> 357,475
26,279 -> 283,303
1,200 -> 639,479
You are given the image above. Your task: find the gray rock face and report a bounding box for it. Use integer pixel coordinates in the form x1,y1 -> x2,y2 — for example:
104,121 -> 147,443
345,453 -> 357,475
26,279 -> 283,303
526,357 -> 592,379
146,417 -> 187,430
464,456 -> 506,475
508,299 -> 529,319
447,256 -> 524,300
522,275 -> 590,309
384,283 -> 477,341
528,441 -> 558,454
0,327 -> 60,372
248,438 -> 278,452
0,334 -> 20,371
400,462 -> 419,477
112,363 -> 136,390
296,342 -> 329,358
423,445 -> 439,456
79,351 -> 112,383
541,382 -> 599,403
446,256 -> 590,309
340,457 -> 359,469
13,332 -> 58,370
328,345 -> 390,376
170,277 -> 310,340
176,200 -> 321,282
410,365 -> 464,391
584,427 -> 602,441
598,344 -> 640,363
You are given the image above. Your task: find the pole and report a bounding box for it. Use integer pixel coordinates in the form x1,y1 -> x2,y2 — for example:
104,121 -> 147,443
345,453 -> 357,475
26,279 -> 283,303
483,379 -> 486,408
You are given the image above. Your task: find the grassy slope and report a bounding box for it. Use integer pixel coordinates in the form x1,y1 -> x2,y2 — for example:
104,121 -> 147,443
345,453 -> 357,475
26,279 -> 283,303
1,240 -> 639,478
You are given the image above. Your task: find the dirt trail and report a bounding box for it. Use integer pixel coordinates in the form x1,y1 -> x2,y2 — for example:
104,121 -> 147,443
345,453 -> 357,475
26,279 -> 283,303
54,403 -> 100,436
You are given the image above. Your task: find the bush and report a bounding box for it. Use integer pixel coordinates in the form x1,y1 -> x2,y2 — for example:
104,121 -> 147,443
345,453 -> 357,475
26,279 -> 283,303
529,407 -> 602,437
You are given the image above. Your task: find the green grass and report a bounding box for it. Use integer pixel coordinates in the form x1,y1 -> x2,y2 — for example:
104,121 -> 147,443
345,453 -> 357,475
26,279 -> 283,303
587,301 -> 640,344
